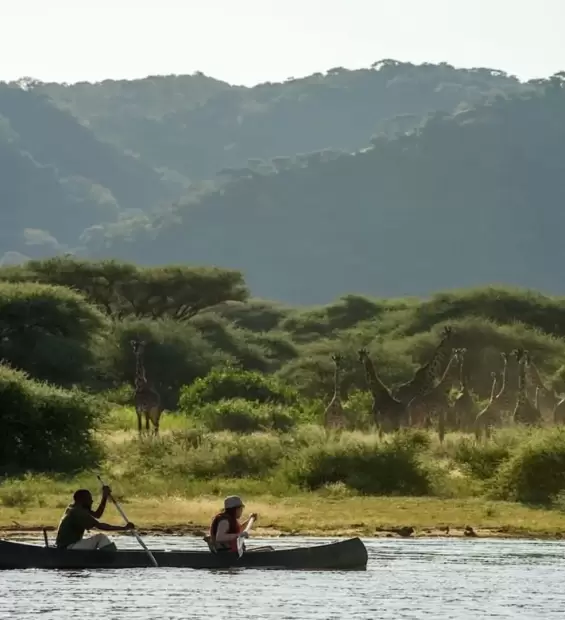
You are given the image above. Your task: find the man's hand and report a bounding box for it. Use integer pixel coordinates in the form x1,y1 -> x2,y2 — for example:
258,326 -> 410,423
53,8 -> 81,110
249,513 -> 258,521
239,531 -> 249,539
124,522 -> 135,530
101,485 -> 112,499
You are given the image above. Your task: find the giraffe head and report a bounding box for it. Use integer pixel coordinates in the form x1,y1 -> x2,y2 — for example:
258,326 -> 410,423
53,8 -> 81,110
357,348 -> 369,362
331,353 -> 344,367
513,348 -> 524,362
131,339 -> 146,356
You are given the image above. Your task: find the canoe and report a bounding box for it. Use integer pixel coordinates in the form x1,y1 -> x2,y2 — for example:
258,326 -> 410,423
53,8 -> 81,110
0,537 -> 367,571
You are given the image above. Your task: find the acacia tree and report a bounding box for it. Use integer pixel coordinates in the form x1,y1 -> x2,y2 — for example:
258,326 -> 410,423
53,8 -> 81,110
0,257 -> 249,319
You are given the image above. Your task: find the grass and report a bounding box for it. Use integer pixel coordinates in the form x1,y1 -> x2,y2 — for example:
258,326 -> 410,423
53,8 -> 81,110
4,407 -> 565,539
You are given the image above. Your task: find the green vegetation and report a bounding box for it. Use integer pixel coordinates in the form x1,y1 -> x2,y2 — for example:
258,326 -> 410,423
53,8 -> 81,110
3,259 -> 565,536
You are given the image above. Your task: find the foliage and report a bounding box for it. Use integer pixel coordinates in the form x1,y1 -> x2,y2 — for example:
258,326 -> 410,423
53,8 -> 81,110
179,365 -> 299,412
192,398 -> 298,433
491,428 -> 565,504
0,281 -> 108,386
0,364 -> 106,474
0,257 -> 248,320
285,431 -> 432,495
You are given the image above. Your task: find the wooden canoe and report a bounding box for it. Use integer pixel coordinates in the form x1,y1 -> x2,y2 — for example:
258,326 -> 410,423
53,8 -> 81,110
0,537 -> 367,571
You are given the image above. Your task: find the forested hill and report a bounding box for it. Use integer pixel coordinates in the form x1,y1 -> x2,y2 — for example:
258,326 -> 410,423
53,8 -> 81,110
0,83 -> 175,259
86,78 -> 565,304
39,61 -> 525,179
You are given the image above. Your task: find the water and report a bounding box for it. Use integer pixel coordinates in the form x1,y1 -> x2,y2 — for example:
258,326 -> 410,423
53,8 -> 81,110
1,536 -> 564,619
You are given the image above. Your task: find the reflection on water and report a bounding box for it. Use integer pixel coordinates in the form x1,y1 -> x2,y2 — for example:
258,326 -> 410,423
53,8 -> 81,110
1,536 -> 564,619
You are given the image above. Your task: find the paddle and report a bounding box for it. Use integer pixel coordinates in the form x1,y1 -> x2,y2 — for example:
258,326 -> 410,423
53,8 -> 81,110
96,475 -> 158,568
236,515 -> 256,558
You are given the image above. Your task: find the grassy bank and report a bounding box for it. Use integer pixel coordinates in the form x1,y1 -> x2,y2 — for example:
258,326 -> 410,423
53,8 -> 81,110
4,407 -> 565,539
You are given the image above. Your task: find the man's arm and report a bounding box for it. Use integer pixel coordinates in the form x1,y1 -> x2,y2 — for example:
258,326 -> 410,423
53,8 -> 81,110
91,486 -> 111,519
81,509 -> 135,533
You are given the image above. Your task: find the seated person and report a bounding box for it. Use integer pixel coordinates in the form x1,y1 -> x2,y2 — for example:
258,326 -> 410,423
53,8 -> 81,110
208,495 -> 257,553
55,487 -> 135,551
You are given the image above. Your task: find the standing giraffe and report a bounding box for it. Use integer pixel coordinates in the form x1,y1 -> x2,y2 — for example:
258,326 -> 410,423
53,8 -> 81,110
523,352 -> 559,417
392,326 -> 454,405
513,352 -> 542,426
324,353 -> 346,429
358,348 -> 407,432
451,348 -> 478,432
407,349 -> 459,435
474,373 -> 499,441
131,340 -> 163,435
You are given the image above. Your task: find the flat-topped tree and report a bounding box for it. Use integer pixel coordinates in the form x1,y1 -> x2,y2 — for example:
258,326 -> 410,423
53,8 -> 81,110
0,257 -> 248,320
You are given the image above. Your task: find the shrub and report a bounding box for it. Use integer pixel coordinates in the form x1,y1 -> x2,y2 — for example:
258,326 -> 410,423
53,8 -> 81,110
286,431 -> 432,495
0,281 -> 108,387
179,365 -> 299,412
491,428 -> 565,504
0,364 -> 106,474
451,437 -> 511,480
192,399 -> 297,433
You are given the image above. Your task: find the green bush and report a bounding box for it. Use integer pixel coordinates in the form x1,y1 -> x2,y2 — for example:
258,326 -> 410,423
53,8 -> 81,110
193,398 -> 297,433
0,364 -> 106,474
451,437 -> 511,480
179,365 -> 299,412
286,431 -> 432,495
0,281 -> 108,387
491,428 -> 565,504
125,431 -> 285,480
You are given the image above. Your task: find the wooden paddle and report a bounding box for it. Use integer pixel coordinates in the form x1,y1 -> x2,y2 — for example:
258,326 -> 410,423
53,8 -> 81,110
237,515 -> 256,558
96,475 -> 158,568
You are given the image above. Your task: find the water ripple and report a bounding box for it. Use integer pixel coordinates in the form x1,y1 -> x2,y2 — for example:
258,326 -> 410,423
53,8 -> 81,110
1,537 -> 564,619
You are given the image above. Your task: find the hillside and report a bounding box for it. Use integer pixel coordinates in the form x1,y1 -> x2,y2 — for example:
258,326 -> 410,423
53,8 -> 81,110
85,78 -> 565,303
39,61 -> 525,180
0,84 -> 174,260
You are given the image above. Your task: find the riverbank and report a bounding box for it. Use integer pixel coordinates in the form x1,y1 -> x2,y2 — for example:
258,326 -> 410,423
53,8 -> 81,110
2,495 -> 565,540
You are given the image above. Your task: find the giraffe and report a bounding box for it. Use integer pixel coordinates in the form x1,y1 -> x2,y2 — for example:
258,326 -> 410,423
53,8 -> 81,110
392,326 -> 454,405
513,351 -> 542,426
358,348 -> 407,432
131,339 -> 163,435
324,353 -> 346,429
407,349 -> 459,435
523,351 -> 559,418
474,373 -> 499,440
451,348 -> 478,432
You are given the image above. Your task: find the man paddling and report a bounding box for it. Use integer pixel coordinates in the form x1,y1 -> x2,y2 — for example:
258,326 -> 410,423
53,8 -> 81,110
55,487 -> 135,551
209,495 -> 257,553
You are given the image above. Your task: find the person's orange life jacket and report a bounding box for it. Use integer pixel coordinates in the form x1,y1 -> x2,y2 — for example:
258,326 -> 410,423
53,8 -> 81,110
210,511 -> 241,552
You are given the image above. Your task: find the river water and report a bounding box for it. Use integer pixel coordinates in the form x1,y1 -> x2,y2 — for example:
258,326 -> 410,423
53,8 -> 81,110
0,536 -> 563,619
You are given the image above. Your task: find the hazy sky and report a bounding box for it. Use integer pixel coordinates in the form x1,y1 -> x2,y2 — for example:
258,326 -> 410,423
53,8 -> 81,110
2,0 -> 564,85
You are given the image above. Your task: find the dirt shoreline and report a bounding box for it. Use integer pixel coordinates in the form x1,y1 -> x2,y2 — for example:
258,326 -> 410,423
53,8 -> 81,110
2,524 -> 563,540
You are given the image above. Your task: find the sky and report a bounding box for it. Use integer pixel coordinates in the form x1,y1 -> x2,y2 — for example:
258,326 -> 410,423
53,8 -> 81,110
2,0 -> 564,86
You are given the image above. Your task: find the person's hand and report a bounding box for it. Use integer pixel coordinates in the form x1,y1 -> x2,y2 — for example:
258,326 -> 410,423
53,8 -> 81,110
124,522 -> 135,530
249,513 -> 258,521
239,531 -> 249,539
102,485 -> 112,498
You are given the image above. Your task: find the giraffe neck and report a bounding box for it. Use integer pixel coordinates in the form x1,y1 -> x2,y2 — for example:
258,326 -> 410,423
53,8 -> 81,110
458,352 -> 467,391
528,360 -> 549,391
517,360 -> 528,403
332,364 -> 341,399
435,352 -> 458,389
489,375 -> 498,403
496,359 -> 507,399
134,352 -> 148,391
362,356 -> 394,403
